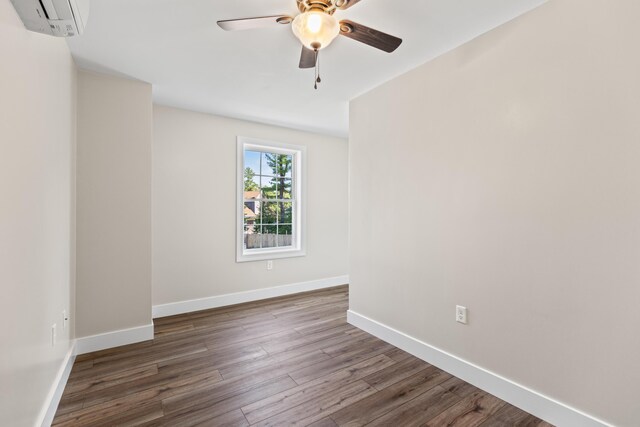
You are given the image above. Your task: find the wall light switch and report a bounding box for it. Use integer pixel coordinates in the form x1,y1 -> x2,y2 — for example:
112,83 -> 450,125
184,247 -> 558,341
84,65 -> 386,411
267,260 -> 273,270
456,305 -> 468,324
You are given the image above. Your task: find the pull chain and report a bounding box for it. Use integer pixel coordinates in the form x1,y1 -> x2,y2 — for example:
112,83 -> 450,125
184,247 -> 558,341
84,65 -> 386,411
314,48 -> 321,90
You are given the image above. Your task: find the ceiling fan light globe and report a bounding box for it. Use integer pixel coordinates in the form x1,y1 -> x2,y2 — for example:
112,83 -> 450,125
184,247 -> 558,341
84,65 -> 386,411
307,14 -> 323,33
291,11 -> 339,50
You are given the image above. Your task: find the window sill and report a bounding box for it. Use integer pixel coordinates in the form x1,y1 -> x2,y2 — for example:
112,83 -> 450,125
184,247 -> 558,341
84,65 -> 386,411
236,248 -> 306,263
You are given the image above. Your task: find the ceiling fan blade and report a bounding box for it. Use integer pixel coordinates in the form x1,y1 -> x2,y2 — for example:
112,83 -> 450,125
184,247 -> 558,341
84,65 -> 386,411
339,20 -> 402,53
299,46 -> 316,69
217,15 -> 292,31
336,0 -> 364,10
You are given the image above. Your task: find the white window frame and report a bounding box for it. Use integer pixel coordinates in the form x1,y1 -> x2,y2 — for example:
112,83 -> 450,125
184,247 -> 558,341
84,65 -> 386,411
236,136 -> 306,262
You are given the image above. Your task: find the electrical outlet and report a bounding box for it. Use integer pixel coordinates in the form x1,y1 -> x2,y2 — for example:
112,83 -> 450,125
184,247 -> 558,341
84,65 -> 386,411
51,324 -> 57,347
267,260 -> 273,270
456,305 -> 468,324
62,310 -> 68,331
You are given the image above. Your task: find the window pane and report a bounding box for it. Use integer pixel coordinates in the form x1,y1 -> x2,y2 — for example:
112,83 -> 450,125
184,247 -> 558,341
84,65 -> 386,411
251,176 -> 261,192
260,202 -> 279,224
243,171 -> 260,193
244,230 -> 262,249
261,152 -> 274,177
277,225 -> 292,248
260,232 -> 277,249
281,155 -> 293,178
244,150 -> 261,172
243,201 -> 259,225
277,225 -> 292,235
279,202 -> 292,224
260,175 -> 276,198
279,178 -> 292,199
243,190 -> 261,205
243,150 -> 261,194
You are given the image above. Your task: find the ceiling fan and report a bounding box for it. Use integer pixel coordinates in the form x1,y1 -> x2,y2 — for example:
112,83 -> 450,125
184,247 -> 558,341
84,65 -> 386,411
217,0 -> 403,88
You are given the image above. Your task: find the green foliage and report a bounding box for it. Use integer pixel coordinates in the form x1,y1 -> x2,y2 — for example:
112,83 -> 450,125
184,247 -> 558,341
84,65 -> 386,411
265,153 -> 292,178
244,167 -> 259,191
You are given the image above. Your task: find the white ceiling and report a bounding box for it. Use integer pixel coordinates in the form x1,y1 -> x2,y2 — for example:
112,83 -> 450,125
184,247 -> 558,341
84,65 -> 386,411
68,0 -> 545,137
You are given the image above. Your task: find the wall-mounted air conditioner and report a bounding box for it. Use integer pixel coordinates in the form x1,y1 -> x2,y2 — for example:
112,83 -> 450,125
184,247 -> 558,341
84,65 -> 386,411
10,0 -> 89,37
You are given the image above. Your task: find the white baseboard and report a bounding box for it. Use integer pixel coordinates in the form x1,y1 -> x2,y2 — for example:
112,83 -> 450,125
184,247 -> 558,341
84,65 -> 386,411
347,310 -> 611,427
152,275 -> 349,318
37,324 -> 154,425
76,323 -> 154,355
37,342 -> 76,427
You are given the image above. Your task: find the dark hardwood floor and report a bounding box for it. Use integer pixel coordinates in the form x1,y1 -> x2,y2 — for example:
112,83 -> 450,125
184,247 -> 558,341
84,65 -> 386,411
53,286 -> 552,426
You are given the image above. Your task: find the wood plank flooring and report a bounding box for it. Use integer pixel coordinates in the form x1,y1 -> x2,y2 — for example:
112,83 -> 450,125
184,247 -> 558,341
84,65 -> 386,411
53,286 -> 552,426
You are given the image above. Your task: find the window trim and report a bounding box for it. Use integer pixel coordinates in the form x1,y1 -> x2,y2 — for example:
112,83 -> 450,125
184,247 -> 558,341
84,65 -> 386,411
236,136 -> 306,263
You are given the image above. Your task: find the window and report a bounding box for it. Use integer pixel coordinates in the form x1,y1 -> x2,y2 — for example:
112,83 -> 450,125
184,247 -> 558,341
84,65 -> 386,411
237,137 -> 305,262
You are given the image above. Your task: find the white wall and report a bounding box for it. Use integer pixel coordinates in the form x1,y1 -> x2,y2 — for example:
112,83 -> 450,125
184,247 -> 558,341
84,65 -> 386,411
153,105 -> 348,307
76,71 -> 152,337
349,1 -> 640,425
0,2 -> 76,426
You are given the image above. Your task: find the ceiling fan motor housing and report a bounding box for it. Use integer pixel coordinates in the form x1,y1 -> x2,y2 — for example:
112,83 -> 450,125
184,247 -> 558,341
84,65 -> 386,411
296,0 -> 338,14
